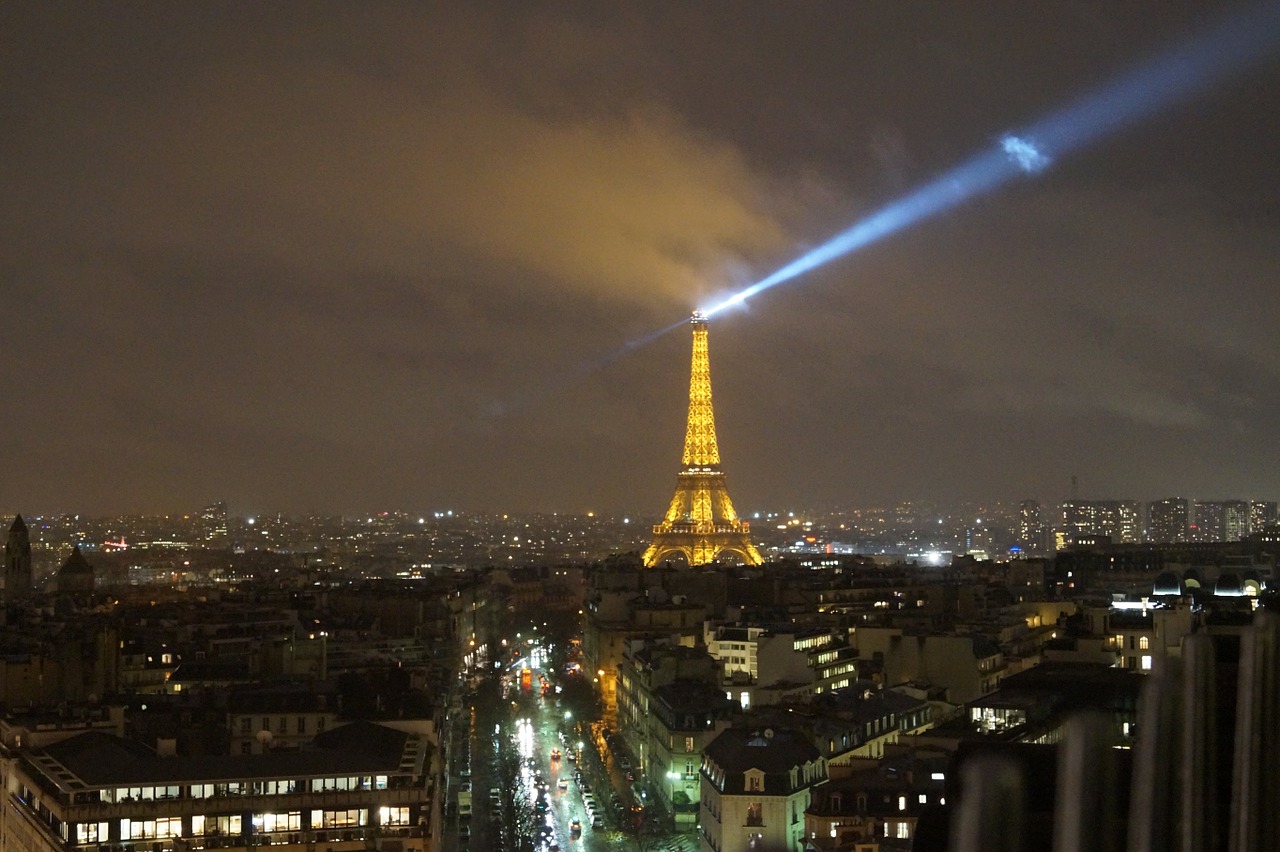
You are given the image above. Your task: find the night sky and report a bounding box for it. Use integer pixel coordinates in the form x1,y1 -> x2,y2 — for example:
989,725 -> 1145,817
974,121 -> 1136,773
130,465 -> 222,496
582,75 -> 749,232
3,3 -> 1279,516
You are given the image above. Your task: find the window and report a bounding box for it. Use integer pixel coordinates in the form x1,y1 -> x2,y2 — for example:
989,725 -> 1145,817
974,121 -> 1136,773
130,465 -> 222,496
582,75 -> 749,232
298,716 -> 307,735
315,808 -> 367,828
380,806 -> 410,826
685,736 -> 695,753
278,716 -> 288,735
76,823 -> 108,843
240,717 -> 252,735
209,815 -> 242,836
746,802 -> 763,826
256,812 -> 302,832
1141,655 -> 1153,671
262,716 -> 270,731
121,817 -> 182,839
1139,636 -> 1150,650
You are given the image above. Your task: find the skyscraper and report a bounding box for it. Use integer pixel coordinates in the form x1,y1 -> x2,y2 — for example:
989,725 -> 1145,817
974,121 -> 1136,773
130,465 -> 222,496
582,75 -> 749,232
1222,500 -> 1251,541
1017,500 -> 1043,553
1059,500 -> 1141,544
1147,498 -> 1189,543
1192,501 -> 1226,542
199,501 -> 229,548
1250,501 -> 1278,532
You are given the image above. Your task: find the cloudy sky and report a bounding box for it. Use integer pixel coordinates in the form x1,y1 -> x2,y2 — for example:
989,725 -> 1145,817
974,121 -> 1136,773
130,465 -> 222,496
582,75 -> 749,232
3,3 -> 1278,516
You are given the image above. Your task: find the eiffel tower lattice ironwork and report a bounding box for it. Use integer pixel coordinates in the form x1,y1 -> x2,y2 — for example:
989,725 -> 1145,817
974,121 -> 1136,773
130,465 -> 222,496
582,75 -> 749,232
642,312 -> 763,567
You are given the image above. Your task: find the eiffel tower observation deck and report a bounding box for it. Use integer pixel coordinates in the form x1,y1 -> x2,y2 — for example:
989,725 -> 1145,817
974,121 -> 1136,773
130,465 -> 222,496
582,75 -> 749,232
642,312 -> 764,567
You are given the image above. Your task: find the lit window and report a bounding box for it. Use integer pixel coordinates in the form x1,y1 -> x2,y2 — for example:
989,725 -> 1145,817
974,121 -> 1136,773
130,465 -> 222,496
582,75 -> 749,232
1139,636 -> 1149,650
1141,655 -> 1153,671
379,806 -> 410,826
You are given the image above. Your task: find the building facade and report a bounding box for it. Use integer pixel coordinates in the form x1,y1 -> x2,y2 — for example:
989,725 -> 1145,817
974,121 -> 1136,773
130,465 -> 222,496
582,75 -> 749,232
699,726 -> 825,852
1,721 -> 437,852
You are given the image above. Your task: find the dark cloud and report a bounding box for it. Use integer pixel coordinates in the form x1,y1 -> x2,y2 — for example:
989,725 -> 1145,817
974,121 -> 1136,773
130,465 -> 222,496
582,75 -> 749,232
1,2 -> 1278,514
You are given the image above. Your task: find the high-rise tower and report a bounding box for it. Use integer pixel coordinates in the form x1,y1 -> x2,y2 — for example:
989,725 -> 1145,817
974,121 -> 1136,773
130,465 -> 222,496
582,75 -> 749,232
4,515 -> 32,602
643,312 -> 763,567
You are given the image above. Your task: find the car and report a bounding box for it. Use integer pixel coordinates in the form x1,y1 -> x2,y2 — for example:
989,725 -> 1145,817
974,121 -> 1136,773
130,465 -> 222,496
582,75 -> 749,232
459,826 -> 470,843
591,816 -> 603,829
557,778 -> 568,790
580,781 -> 591,793
551,749 -> 561,760
570,819 -> 582,835
618,758 -> 631,771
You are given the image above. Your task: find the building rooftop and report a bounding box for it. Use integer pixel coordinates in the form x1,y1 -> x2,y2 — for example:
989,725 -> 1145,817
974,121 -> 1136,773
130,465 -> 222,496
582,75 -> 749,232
31,721 -> 419,789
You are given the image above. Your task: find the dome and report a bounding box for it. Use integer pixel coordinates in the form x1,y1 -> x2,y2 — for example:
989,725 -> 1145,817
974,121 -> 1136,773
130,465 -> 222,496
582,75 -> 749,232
1152,571 -> 1183,596
1214,573 -> 1244,597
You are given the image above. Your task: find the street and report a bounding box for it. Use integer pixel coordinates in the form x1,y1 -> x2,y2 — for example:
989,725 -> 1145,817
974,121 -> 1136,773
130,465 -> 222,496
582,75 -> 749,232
449,644 -> 695,852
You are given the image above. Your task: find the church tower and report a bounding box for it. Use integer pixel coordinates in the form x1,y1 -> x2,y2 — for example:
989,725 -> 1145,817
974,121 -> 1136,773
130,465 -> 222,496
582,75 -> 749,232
5,515 -> 33,602
643,312 -> 763,567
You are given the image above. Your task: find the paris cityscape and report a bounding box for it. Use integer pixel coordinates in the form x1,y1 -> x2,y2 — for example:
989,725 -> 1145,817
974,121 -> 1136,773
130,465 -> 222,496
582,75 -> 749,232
0,315 -> 1276,852
4,4 -> 1280,852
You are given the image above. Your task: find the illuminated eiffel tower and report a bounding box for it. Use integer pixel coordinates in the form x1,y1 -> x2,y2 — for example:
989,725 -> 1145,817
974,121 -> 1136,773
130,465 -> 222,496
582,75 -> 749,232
642,312 -> 763,567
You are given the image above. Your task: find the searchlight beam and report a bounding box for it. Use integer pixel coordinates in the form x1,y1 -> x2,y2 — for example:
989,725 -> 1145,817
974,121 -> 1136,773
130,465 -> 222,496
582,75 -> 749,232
700,1 -> 1280,318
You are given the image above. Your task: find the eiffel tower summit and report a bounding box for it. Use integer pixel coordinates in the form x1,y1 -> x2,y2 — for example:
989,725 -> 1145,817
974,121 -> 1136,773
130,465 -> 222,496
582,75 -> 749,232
642,311 -> 764,567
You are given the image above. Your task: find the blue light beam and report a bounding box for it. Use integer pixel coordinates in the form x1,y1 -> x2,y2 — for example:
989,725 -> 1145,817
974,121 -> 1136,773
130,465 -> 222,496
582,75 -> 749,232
701,1 -> 1280,318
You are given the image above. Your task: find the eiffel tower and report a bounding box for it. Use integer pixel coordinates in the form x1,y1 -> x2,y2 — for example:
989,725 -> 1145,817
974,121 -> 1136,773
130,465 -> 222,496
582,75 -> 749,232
643,311 -> 763,567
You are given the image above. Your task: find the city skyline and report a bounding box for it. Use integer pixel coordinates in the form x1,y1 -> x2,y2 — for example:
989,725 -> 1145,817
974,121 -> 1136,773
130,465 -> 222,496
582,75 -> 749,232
3,5 -> 1279,515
